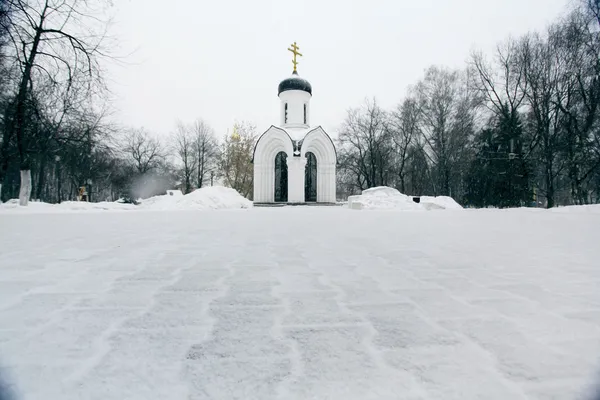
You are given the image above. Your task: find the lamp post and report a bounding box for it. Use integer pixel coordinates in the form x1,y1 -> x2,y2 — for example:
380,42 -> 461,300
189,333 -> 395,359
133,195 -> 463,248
55,155 -> 61,203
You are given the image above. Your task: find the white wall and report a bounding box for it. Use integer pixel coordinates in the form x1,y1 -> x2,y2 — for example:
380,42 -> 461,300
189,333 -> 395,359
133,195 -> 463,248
301,127 -> 337,203
254,126 -> 336,204
287,157 -> 306,203
253,127 -> 294,203
279,90 -> 311,127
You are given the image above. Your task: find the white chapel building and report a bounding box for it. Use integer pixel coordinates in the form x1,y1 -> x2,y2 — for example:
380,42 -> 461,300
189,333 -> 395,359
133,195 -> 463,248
253,45 -> 336,204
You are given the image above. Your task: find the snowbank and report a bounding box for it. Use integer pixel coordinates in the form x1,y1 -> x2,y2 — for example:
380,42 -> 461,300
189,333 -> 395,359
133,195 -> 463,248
140,186 -> 252,210
347,186 -> 463,211
348,187 -> 422,211
549,204 -> 600,214
420,195 -> 463,210
0,187 -> 252,213
0,199 -> 136,213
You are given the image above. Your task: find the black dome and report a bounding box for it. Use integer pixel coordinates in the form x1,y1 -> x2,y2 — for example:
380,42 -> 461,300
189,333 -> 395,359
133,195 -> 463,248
278,71 -> 312,95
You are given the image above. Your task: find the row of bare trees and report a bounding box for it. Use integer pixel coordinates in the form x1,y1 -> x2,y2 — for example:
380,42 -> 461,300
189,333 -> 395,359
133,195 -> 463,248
0,0 -> 258,204
338,1 -> 600,207
0,105 -> 255,203
4,1 -> 598,207
338,66 -> 477,200
120,121 -> 255,200
171,120 -> 219,194
0,0 -> 112,204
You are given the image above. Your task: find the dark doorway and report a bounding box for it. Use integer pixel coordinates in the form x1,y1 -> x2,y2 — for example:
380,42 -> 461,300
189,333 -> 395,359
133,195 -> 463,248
305,152 -> 317,202
274,152 -> 288,202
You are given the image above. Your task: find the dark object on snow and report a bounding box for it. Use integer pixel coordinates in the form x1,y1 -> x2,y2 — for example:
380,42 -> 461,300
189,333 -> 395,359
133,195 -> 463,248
117,197 -> 140,205
413,197 -> 421,204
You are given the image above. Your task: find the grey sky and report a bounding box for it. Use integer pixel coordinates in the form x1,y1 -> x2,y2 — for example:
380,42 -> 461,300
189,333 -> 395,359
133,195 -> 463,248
106,0 -> 571,139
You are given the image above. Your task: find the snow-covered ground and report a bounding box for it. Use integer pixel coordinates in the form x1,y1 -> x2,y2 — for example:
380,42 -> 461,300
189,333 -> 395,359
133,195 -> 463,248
1,207 -> 600,399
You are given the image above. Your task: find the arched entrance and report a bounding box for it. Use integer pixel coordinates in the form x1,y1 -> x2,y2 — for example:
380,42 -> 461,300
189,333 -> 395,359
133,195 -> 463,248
305,152 -> 317,202
274,152 -> 288,202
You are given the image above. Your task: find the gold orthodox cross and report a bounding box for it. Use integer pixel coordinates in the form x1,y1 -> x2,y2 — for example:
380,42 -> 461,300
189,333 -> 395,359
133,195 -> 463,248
287,42 -> 303,72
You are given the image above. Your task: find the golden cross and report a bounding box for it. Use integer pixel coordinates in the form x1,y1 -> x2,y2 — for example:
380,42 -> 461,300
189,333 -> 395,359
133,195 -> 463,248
287,42 -> 303,72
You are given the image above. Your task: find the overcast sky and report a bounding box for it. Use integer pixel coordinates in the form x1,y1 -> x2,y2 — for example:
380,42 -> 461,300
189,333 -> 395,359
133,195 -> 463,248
105,0 -> 571,139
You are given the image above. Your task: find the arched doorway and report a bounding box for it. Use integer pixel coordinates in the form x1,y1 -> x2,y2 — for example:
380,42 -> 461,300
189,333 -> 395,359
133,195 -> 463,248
305,152 -> 317,202
274,152 -> 288,202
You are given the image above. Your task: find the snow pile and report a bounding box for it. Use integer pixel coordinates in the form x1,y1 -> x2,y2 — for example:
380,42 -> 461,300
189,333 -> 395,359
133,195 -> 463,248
140,186 -> 252,210
136,194 -> 171,209
0,187 -> 251,213
54,201 -> 136,211
348,187 -> 422,211
549,204 -> 600,214
420,195 -> 463,210
347,186 -> 463,211
1,199 -> 53,210
0,199 -> 135,213
176,186 -> 252,209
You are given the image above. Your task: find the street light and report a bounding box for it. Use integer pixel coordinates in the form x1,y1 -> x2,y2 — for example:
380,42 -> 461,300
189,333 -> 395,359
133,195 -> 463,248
55,155 -> 62,203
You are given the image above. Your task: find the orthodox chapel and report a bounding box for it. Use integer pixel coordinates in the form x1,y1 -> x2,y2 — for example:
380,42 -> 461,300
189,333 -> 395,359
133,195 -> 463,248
253,42 -> 336,203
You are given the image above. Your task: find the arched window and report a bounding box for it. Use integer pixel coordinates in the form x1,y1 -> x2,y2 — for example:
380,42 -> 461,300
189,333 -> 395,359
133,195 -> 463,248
303,104 -> 307,124
284,103 -> 288,123
274,152 -> 288,202
305,152 -> 317,202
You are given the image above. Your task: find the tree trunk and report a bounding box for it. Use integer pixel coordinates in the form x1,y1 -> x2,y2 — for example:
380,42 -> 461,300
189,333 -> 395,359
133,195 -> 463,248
0,141 -> 10,202
56,163 -> 62,203
198,148 -> 205,188
545,166 -> 555,208
36,156 -> 47,202
19,169 -> 31,206
14,22 -> 45,206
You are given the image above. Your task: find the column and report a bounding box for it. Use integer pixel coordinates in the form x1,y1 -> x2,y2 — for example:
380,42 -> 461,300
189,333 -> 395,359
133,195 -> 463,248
287,157 -> 306,203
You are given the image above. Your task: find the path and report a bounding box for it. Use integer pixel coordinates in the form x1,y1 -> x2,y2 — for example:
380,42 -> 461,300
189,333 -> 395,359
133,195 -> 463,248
0,207 -> 599,399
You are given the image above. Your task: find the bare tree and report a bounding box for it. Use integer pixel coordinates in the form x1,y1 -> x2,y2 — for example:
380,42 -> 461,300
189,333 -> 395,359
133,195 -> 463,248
415,66 -> 477,196
552,10 -> 600,204
405,142 -> 432,196
0,0 -> 110,205
583,0 -> 600,27
388,97 -> 420,193
0,0 -> 10,72
218,122 -> 256,199
171,122 -> 196,194
123,128 -> 165,175
0,0 -> 14,200
192,119 -> 218,188
471,40 -> 527,119
337,98 -> 393,191
517,32 -> 565,207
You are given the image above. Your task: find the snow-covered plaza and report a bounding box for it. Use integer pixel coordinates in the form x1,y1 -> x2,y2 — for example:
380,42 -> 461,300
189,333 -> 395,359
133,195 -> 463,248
1,206 -> 600,399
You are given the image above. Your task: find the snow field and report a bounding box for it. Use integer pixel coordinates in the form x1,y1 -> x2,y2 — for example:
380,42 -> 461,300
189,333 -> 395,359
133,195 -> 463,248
0,207 -> 599,399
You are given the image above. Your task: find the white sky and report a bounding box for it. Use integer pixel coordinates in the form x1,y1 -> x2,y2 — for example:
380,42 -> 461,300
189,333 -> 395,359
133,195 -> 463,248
105,0 -> 571,139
